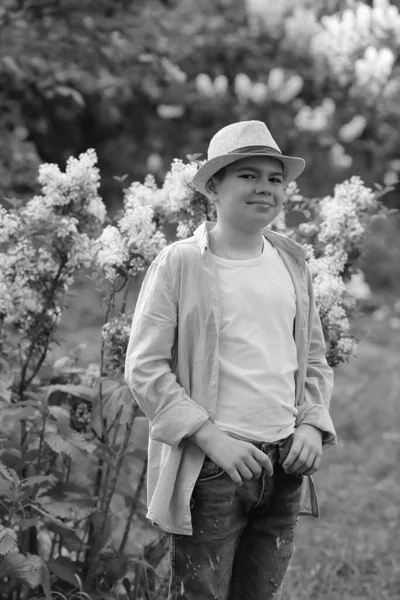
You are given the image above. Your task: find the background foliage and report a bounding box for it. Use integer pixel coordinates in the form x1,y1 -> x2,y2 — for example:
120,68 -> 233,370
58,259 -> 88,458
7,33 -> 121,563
2,0 -> 400,292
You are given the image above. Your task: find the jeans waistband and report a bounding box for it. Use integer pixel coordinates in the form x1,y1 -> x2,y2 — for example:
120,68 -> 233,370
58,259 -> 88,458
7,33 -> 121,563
250,435 -> 291,453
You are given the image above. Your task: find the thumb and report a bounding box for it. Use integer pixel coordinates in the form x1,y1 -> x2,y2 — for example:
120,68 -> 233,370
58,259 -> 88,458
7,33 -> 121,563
279,435 -> 293,464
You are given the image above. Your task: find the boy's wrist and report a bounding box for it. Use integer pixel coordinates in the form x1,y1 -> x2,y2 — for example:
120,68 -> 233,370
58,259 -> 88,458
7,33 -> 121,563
296,423 -> 323,439
188,419 -> 224,453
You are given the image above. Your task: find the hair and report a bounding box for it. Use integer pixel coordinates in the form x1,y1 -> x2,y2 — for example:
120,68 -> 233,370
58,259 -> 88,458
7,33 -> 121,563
212,165 -> 229,183
205,166 -> 228,200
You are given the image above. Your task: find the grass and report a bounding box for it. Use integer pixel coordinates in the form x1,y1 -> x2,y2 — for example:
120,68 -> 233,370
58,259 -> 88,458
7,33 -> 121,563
283,316 -> 400,600
52,282 -> 400,599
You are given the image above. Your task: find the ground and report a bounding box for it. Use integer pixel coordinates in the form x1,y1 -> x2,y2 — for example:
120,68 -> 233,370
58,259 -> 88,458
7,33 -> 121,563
283,314 -> 400,600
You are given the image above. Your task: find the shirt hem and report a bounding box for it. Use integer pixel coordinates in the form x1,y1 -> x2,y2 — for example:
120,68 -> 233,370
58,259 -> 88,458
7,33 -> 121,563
147,513 -> 193,536
219,424 -> 296,444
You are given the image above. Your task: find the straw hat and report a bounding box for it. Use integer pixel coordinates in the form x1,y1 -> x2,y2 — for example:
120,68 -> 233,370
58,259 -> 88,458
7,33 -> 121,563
192,120 -> 305,196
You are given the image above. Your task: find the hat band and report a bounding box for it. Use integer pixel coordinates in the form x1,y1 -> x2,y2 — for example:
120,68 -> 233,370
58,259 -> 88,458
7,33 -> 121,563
227,145 -> 282,156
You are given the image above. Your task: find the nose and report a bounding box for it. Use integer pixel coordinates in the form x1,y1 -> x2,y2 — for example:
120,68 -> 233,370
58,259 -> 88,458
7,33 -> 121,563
255,175 -> 273,195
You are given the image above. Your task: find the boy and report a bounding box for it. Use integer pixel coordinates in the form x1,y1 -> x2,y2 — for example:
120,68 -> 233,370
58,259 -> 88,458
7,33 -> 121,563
124,120 -> 337,599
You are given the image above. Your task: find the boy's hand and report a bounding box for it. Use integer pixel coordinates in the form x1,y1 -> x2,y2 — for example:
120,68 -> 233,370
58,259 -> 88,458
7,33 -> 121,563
189,421 -> 273,485
206,434 -> 273,485
280,424 -> 323,476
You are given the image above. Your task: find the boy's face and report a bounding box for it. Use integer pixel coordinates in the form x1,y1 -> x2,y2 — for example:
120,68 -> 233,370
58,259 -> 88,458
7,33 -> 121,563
207,156 -> 286,230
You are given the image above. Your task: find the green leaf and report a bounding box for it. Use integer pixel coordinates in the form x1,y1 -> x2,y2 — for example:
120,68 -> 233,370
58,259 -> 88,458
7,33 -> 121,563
44,522 -> 87,553
45,383 -> 97,403
0,358 -> 14,403
0,381 -> 12,403
1,56 -> 24,79
93,443 -> 116,467
89,511 -> 112,555
13,518 -> 40,530
48,406 -> 71,435
54,85 -> 85,107
36,494 -> 95,520
92,379 -> 135,431
27,553 -> 52,599
23,391 -> 45,403
52,481 -> 95,495
0,461 -> 14,482
0,552 -> 30,580
20,475 -> 57,489
44,431 -> 78,459
0,526 -> 18,556
0,463 -> 19,486
29,504 -> 77,531
47,556 -> 80,587
0,405 -> 38,421
0,480 -> 14,499
44,427 -> 96,460
0,552 -> 51,595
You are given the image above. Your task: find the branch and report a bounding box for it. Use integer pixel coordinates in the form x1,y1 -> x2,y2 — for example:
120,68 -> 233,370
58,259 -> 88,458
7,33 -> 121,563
119,456 -> 147,554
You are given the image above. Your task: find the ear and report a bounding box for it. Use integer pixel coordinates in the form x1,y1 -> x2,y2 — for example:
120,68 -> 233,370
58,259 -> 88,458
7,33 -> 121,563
205,176 -> 218,197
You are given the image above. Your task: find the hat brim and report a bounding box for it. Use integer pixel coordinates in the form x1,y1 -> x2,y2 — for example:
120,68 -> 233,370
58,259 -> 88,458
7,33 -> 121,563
192,152 -> 305,196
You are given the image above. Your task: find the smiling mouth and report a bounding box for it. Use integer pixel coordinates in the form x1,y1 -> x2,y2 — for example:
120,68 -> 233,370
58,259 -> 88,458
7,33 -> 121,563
248,202 -> 274,206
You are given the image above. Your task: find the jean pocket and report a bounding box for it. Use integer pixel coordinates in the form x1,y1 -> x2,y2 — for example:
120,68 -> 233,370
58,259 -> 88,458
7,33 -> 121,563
196,457 -> 225,483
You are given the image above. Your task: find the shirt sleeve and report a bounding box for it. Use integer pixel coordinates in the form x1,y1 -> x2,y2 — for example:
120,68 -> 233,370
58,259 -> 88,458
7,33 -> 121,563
124,254 -> 209,448
295,264 -> 337,447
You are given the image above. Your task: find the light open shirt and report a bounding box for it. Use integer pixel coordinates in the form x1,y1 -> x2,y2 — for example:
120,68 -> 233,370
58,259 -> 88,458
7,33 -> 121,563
124,221 -> 336,535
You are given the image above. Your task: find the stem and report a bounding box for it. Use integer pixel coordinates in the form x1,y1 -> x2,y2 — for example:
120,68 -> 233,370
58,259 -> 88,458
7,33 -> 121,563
36,413 -> 47,473
20,421 -> 27,458
93,289 -> 118,518
0,313 -> 4,344
24,343 -> 52,389
77,516 -> 90,565
49,533 -> 58,561
120,277 -> 131,315
84,403 -> 139,587
100,406 -> 122,513
98,290 -> 115,443
119,457 -> 148,555
18,260 -> 66,399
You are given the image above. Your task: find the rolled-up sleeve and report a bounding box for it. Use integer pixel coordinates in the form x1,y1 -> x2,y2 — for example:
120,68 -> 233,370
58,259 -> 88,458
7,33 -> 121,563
124,255 -> 209,447
295,266 -> 337,447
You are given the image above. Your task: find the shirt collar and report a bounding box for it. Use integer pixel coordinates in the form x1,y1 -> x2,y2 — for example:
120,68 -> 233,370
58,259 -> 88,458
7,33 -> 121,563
193,220 -> 306,263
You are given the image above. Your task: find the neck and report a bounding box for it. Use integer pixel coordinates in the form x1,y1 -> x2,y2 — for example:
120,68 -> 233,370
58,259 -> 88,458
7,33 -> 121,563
211,222 -> 264,255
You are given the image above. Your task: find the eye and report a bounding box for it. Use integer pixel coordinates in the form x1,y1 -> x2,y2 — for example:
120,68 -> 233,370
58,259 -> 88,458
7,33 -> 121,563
270,177 -> 283,184
239,174 -> 255,179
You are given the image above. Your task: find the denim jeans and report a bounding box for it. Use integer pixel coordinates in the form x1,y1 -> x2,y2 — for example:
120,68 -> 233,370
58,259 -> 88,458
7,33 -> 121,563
168,438 -> 302,600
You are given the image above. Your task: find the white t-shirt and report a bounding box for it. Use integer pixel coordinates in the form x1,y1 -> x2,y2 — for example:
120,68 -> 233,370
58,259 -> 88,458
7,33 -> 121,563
212,236 -> 298,443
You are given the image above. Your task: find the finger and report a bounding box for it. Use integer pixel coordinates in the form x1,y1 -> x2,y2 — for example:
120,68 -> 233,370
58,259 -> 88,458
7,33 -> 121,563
285,448 -> 310,474
296,455 -> 316,475
228,468 -> 243,486
302,453 -> 322,476
291,447 -> 317,474
239,464 -> 254,481
245,456 -> 263,479
282,441 -> 303,471
254,449 -> 274,476
302,451 -> 322,475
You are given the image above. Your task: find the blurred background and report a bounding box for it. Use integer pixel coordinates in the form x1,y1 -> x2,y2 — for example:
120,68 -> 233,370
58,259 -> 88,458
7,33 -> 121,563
1,0 -> 400,293
1,1 -> 400,598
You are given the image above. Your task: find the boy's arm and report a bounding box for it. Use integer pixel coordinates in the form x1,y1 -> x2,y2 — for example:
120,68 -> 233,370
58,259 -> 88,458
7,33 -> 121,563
295,265 -> 337,447
124,255 -> 209,448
